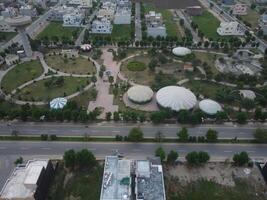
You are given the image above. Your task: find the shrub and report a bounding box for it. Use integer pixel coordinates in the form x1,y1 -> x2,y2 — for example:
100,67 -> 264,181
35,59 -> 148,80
233,151 -> 249,166
127,61 -> 146,71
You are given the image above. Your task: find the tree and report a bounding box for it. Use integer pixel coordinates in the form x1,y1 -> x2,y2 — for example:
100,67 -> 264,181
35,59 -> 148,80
198,151 -> 210,163
233,151 -> 249,166
108,76 -> 114,85
167,150 -> 178,164
177,127 -> 189,142
128,127 -> 144,142
236,112 -> 247,124
14,157 -> 23,165
76,149 -> 96,169
206,129 -> 218,142
91,75 -> 97,85
63,149 -> 76,169
254,128 -> 267,143
155,147 -> 166,162
186,151 -> 199,165
155,131 -> 165,142
106,112 -> 112,121
150,111 -> 166,124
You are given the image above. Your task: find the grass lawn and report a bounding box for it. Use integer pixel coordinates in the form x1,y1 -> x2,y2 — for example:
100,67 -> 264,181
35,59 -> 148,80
37,22 -> 81,40
192,10 -> 221,40
183,80 -> 227,98
144,3 -> 184,38
45,55 -> 96,75
127,60 -> 147,71
47,162 -> 103,200
1,60 -> 44,94
71,87 -> 97,109
193,51 -> 220,75
15,76 -> 90,101
167,179 -> 267,200
240,9 -> 260,29
112,24 -> 132,41
121,55 -> 155,85
0,32 -> 17,42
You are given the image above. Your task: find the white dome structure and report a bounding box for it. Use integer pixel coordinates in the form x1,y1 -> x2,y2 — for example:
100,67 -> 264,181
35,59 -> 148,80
127,85 -> 154,103
172,47 -> 192,56
156,86 -> 197,111
50,97 -> 67,109
199,99 -> 222,115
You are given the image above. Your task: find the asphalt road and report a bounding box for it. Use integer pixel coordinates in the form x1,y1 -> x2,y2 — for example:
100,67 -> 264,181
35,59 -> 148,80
135,2 -> 142,41
0,140 -> 267,188
2,122 -> 266,139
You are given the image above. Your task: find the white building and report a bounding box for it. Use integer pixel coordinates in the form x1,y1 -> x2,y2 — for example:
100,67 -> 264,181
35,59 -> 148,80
0,159 -> 50,200
63,11 -> 84,27
20,5 -> 37,17
232,4 -> 247,15
68,0 -> 93,8
0,16 -> 15,32
5,54 -> 19,66
114,8 -> 131,24
145,11 -> 166,38
97,8 -> 115,20
1,7 -> 17,18
49,6 -> 76,21
91,18 -> 112,34
217,21 -> 244,36
260,14 -> 267,35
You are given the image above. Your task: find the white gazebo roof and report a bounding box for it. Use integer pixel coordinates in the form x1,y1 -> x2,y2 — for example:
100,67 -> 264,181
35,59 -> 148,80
127,85 -> 154,103
50,97 -> 67,109
172,47 -> 192,56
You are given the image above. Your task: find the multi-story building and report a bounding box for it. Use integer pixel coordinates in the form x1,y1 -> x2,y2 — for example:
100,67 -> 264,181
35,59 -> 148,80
91,18 -> 112,34
97,8 -> 115,20
1,7 -> 17,18
20,5 -> 37,17
5,54 -> 19,66
0,159 -> 56,200
260,13 -> 267,35
68,0 -> 93,8
217,21 -> 244,36
232,4 -> 247,15
114,8 -> 131,24
63,11 -> 84,27
145,11 -> 167,38
49,6 -> 83,22
0,16 -> 15,32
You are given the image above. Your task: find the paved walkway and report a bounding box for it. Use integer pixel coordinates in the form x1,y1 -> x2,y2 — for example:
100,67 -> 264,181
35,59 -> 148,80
88,48 -> 119,118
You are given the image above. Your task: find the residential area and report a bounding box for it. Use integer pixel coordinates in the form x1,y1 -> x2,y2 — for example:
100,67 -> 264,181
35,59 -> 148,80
0,0 -> 267,199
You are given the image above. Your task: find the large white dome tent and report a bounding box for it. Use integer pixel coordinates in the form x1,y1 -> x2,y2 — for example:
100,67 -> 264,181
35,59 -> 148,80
127,85 -> 154,104
172,47 -> 192,56
156,86 -> 197,111
50,97 -> 67,109
199,99 -> 222,115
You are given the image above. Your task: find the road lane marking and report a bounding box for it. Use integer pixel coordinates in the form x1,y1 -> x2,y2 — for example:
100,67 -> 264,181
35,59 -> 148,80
0,147 -> 6,149
41,147 -> 51,150
223,150 -> 232,153
112,130 -> 121,133
20,147 -> 29,150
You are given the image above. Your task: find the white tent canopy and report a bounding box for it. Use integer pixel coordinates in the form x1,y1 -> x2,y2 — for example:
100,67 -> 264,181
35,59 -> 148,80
156,86 -> 197,111
199,99 -> 222,115
50,97 -> 67,109
127,85 -> 154,103
172,47 -> 192,56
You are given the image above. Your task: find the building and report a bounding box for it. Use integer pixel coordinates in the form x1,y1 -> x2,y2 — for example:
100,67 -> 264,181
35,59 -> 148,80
63,11 -> 84,27
91,18 -> 112,34
5,54 -> 19,66
0,16 -> 15,32
135,158 -> 166,200
0,159 -> 56,200
20,5 -> 37,17
97,8 -> 115,20
49,6 -> 76,21
222,0 -> 235,6
100,156 -> 132,200
61,49 -> 79,58
114,8 -> 131,24
199,99 -> 222,115
145,11 -> 166,38
232,4 -> 247,15
260,13 -> 267,35
33,0 -> 47,9
183,62 -> 194,71
68,0 -> 93,8
172,47 -> 192,56
127,85 -> 154,104
186,6 -> 203,16
1,7 -> 17,18
217,21 -> 244,36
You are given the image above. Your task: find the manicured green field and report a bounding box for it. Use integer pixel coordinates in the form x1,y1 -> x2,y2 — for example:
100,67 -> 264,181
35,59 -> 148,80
112,24 -> 132,41
47,163 -> 103,200
37,22 -> 81,40
1,60 -> 44,94
127,61 -> 147,71
71,87 -> 97,109
15,77 -> 90,101
192,10 -> 221,40
45,55 -> 96,75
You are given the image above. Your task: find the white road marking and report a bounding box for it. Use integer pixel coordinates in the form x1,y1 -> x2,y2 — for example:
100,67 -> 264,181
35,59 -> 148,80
0,147 -> 6,149
20,147 -> 29,150
41,147 -> 51,150
224,150 -> 232,153
112,130 -> 121,133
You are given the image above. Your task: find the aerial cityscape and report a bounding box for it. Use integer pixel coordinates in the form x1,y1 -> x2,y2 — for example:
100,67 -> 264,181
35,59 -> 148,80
0,0 -> 266,199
